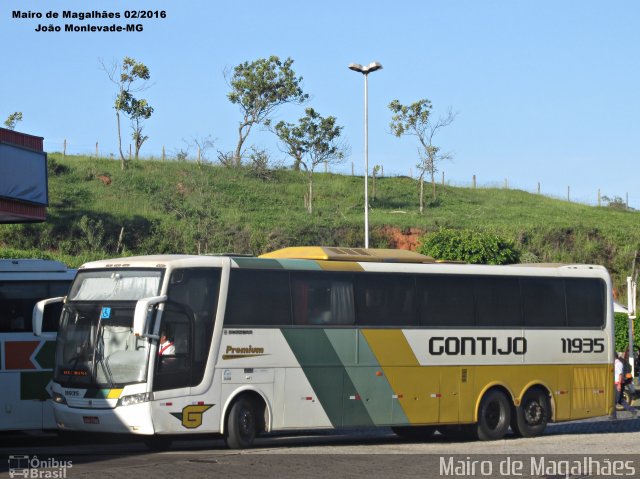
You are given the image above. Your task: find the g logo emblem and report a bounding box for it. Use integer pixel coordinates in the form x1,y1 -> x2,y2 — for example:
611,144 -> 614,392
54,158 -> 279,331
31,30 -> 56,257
171,404 -> 213,429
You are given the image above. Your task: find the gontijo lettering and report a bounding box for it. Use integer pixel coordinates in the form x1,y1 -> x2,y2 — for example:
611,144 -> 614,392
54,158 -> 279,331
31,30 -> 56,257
429,336 -> 527,356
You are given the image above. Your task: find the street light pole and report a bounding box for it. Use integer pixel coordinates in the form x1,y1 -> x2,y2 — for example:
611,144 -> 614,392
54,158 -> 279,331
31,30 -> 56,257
349,61 -> 382,249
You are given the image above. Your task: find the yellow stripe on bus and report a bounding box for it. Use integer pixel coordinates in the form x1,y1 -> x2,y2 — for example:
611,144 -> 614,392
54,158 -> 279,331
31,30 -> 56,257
107,389 -> 124,399
362,330 -> 441,423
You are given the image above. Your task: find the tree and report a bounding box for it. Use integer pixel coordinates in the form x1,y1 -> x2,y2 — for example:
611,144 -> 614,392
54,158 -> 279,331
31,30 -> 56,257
129,98 -> 153,160
275,108 -> 347,214
4,112 -> 23,130
227,56 -> 308,167
102,57 -> 152,169
389,99 -> 456,212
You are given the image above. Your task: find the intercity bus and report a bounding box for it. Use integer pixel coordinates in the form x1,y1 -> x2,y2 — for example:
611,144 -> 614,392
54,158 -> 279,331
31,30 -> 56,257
33,247 -> 614,448
0,259 -> 75,431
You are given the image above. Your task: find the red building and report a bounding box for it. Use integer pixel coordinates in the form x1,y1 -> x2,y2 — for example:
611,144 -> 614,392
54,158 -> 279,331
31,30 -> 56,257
0,127 -> 48,222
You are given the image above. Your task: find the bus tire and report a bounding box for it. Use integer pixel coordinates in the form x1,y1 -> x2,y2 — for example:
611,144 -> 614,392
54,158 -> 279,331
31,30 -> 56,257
476,390 -> 511,441
391,425 -> 436,441
225,396 -> 257,449
511,388 -> 550,438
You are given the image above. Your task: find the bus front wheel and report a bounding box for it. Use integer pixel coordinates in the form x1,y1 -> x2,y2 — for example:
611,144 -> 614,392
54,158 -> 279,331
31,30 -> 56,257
476,390 -> 511,441
225,396 -> 257,449
511,388 -> 550,438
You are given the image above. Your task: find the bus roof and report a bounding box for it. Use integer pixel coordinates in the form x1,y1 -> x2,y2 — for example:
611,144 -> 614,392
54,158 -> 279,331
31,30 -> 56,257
76,250 -> 609,278
0,258 -> 70,272
260,246 -> 435,263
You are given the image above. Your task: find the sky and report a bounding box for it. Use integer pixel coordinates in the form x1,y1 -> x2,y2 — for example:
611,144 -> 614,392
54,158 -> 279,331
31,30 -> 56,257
2,0 -> 639,208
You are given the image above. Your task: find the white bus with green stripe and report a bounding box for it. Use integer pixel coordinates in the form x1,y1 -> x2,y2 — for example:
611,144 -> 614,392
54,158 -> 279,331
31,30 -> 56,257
0,259 -> 75,431
33,247 -> 615,448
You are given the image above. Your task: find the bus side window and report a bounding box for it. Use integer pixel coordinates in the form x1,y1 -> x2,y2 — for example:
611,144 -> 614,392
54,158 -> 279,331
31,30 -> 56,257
292,273 -> 355,326
154,308 -> 191,391
0,281 -> 71,333
354,273 -> 417,326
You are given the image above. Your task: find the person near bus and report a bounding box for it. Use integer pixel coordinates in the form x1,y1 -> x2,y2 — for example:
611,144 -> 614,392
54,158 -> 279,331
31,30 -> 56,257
614,353 -> 637,418
158,330 -> 175,356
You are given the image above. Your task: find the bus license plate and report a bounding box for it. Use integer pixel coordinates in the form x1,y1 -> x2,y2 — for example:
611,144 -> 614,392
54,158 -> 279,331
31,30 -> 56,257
83,416 -> 100,424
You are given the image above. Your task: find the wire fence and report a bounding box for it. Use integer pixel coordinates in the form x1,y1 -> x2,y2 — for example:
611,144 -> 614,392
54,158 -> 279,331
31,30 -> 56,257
43,139 -> 639,211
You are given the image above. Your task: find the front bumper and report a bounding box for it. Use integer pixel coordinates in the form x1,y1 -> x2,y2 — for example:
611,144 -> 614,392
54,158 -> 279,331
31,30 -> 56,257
53,401 -> 155,435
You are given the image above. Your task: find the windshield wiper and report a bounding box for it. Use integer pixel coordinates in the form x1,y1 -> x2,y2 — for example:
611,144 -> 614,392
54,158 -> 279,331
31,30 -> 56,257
97,355 -> 115,389
93,314 -> 115,389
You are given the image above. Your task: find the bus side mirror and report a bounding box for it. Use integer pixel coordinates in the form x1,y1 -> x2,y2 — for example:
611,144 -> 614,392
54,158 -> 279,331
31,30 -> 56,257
133,295 -> 167,337
33,297 -> 64,337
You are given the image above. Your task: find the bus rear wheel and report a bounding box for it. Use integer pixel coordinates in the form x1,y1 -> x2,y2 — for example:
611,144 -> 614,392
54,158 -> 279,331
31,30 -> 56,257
476,390 -> 511,441
511,388 -> 550,437
225,396 -> 257,449
391,425 -> 436,441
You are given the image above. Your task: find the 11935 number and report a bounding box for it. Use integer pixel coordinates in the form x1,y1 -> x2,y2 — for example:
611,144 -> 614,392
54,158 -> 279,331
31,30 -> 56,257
561,337 -> 605,354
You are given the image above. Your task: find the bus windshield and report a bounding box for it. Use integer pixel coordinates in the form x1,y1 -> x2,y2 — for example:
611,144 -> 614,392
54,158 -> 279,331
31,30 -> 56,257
54,303 -> 150,387
68,269 -> 162,301
55,269 -> 163,388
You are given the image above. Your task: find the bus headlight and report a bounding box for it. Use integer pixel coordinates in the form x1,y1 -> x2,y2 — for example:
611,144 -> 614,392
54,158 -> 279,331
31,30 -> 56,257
117,393 -> 152,407
52,392 -> 67,405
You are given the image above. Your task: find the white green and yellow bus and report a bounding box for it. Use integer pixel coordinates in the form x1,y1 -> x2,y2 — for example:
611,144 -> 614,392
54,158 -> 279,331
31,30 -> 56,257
0,259 -> 75,431
33,247 -> 614,448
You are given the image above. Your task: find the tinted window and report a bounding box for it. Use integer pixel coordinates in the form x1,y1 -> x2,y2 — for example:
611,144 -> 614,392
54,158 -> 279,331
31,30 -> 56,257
417,275 -> 475,327
522,277 -> 566,327
355,273 -> 417,326
159,268 -> 221,388
565,278 -> 605,328
226,270 -> 292,326
475,277 -> 522,327
292,272 -> 354,325
0,281 -> 72,333
154,305 -> 191,391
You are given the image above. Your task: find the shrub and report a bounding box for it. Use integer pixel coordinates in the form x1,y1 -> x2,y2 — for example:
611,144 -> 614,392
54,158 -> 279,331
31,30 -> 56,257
615,312 -> 640,353
417,229 -> 520,264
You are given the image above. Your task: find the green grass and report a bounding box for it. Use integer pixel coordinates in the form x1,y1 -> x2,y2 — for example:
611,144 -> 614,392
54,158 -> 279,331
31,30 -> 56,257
2,154 -> 639,294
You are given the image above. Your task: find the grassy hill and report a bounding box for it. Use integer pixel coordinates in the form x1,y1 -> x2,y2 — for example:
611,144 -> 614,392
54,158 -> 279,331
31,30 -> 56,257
1,154 -> 639,295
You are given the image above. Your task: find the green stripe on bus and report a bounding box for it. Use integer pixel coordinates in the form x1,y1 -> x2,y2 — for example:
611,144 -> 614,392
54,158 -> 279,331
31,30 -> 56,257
232,258 -> 283,269
276,259 -> 323,270
20,371 -> 52,400
281,328 -> 374,428
35,341 -> 56,369
84,388 -> 113,399
325,330 -> 409,426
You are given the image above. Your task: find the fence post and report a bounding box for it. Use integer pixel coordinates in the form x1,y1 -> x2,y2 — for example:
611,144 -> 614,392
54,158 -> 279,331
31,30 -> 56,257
504,178 -> 508,189
95,142 -> 99,159
537,182 -> 540,194
598,189 -> 601,207
567,186 -> 570,202
63,139 -> 67,158
198,146 -> 201,164
627,192 -> 629,209
162,145 -> 165,162
381,165 -> 384,177
473,174 -> 476,189
129,144 -> 132,160
442,171 -> 445,186
351,162 -> 354,176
